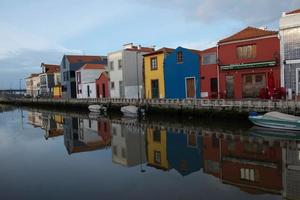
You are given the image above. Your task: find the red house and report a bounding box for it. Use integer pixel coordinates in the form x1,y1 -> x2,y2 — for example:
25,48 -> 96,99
96,72 -> 110,98
218,27 -> 280,99
200,47 -> 218,99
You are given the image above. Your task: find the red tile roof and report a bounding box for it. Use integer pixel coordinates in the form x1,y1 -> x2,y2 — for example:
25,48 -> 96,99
201,46 -> 217,53
80,64 -> 106,70
143,47 -> 174,56
286,8 -> 300,15
41,63 -> 60,73
125,46 -> 155,53
219,26 -> 278,44
65,55 -> 106,64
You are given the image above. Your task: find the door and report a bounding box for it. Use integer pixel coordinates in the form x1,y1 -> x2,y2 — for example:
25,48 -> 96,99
102,83 -> 106,98
151,79 -> 159,98
119,81 -> 124,98
96,84 -> 100,98
87,85 -> 90,97
186,77 -> 196,98
242,74 -> 266,98
226,76 -> 234,98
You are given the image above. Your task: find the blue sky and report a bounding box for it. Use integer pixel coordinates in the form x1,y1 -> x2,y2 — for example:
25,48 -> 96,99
0,0 -> 300,89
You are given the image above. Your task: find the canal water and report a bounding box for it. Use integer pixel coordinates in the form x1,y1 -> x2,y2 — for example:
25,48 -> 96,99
0,105 -> 298,200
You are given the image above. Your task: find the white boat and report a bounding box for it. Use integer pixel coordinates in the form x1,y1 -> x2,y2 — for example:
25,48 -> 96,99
248,111 -> 300,131
88,104 -> 104,113
121,105 -> 138,117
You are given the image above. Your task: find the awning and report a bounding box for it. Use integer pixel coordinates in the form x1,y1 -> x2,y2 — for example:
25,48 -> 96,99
221,61 -> 276,70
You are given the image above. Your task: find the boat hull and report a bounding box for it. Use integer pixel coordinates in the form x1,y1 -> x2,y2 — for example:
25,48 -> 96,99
249,116 -> 300,131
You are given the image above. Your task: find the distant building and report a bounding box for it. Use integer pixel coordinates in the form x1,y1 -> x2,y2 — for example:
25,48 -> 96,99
218,27 -> 280,99
143,48 -> 174,99
25,73 -> 41,97
60,55 -> 107,98
108,43 -> 154,98
200,47 -> 218,99
75,64 -> 106,99
95,72 -> 110,98
164,47 -> 201,99
39,63 -> 60,97
280,9 -> 300,98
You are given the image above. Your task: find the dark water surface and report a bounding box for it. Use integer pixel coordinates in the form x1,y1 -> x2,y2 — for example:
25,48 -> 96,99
0,105 -> 298,200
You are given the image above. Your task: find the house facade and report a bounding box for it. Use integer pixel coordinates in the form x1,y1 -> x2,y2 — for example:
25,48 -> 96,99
39,63 -> 60,97
75,64 -> 106,99
218,27 -> 280,99
60,55 -> 107,99
25,73 -> 41,97
143,48 -> 174,99
164,47 -> 201,99
280,9 -> 300,99
95,72 -> 110,98
200,47 -> 218,99
108,43 -> 154,99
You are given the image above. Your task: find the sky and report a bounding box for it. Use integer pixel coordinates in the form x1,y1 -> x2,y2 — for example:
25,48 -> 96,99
0,0 -> 300,89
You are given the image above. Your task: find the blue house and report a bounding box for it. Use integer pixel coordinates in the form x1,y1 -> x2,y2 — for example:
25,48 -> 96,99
164,47 -> 201,99
167,131 -> 203,176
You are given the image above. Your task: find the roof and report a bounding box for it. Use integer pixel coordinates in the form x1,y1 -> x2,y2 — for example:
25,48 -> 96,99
25,73 -> 41,79
125,46 -> 155,53
65,55 -> 106,64
219,26 -> 278,44
79,64 -> 106,70
143,47 -> 174,56
41,63 -> 60,73
286,8 -> 300,15
201,46 -> 217,54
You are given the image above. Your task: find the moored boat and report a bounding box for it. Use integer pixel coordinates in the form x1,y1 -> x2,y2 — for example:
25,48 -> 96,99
248,111 -> 300,131
120,105 -> 138,117
88,104 -> 106,113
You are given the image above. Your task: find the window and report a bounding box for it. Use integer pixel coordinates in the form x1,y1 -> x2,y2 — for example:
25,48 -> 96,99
87,85 -> 90,97
70,71 -> 75,78
118,59 -> 122,69
237,45 -> 256,59
63,72 -> 69,81
240,168 -> 256,182
255,74 -> 263,83
204,160 -> 219,173
154,151 -> 161,164
177,51 -> 183,63
153,130 -> 161,142
245,75 -> 252,83
150,57 -> 158,70
111,81 -> 115,90
76,72 -> 81,83
110,61 -> 114,70
202,53 -> 217,65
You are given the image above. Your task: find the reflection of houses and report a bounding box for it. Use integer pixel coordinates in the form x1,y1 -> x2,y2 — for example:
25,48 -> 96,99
167,131 -> 203,176
203,133 -> 282,194
282,141 -> 300,200
43,114 -> 64,139
27,111 -> 43,128
63,117 -> 111,154
111,122 -> 146,167
146,128 -> 170,170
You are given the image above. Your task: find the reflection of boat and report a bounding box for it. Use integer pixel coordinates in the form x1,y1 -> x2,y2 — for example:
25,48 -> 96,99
248,126 -> 300,140
121,105 -> 138,117
248,111 -> 300,131
88,104 -> 106,113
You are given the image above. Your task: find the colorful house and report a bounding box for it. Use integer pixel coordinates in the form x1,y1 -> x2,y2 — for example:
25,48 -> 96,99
39,63 -> 60,97
60,55 -> 107,98
95,72 -> 110,98
218,26 -> 280,99
200,47 -> 218,99
280,8 -> 300,99
164,47 -> 201,99
75,64 -> 106,99
108,43 -> 154,99
143,48 -> 174,99
25,73 -> 41,97
146,128 -> 170,170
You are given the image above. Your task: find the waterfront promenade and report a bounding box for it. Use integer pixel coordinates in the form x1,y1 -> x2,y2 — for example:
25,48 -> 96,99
1,97 -> 300,115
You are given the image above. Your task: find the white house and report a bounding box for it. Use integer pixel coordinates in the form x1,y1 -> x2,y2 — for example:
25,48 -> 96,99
39,63 -> 60,97
75,64 -> 106,98
25,73 -> 41,97
108,43 -> 154,98
280,9 -> 300,98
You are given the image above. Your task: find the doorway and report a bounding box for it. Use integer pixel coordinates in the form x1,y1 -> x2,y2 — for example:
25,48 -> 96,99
151,79 -> 159,98
102,83 -> 106,98
186,77 -> 196,98
226,75 -> 234,98
242,74 -> 266,98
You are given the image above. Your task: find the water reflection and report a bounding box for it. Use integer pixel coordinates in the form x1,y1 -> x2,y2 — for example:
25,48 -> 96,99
24,109 -> 300,199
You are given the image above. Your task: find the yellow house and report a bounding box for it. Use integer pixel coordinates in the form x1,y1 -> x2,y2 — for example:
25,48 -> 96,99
146,127 -> 169,170
53,85 -> 62,99
144,48 -> 174,99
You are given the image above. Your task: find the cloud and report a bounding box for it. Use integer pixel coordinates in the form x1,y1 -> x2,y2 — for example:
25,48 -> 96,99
132,0 -> 300,26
